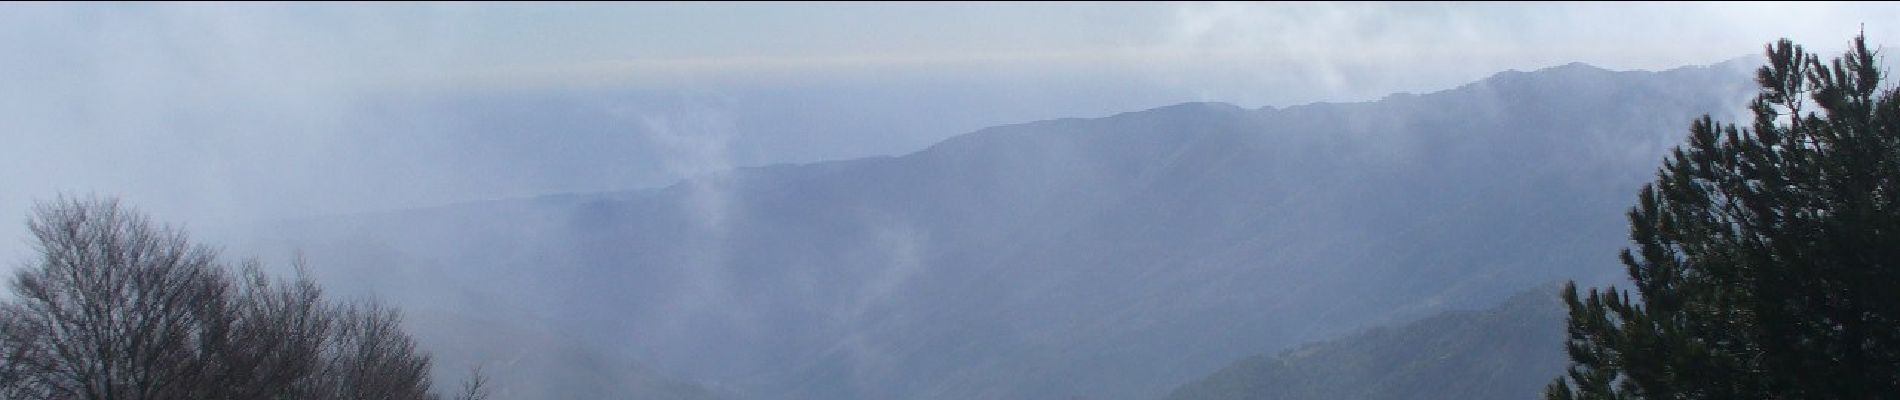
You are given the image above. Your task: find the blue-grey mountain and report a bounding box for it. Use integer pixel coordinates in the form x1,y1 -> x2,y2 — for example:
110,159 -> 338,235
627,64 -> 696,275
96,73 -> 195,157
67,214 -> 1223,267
246,60 -> 1757,399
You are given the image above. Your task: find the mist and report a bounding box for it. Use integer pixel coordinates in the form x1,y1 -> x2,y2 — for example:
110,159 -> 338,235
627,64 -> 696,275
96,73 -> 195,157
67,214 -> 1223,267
3,2 -> 1898,399
7,3 -> 1890,255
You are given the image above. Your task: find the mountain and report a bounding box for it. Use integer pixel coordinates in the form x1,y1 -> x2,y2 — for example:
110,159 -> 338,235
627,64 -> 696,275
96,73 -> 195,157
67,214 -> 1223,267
1164,284 -> 1569,400
240,59 -> 1758,399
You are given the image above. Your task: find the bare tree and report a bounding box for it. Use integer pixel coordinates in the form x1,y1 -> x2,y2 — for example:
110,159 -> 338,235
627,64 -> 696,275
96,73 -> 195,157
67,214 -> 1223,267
0,196 -> 487,400
5,196 -> 229,399
311,301 -> 435,400
0,304 -> 50,398
453,365 -> 491,400
197,261 -> 334,399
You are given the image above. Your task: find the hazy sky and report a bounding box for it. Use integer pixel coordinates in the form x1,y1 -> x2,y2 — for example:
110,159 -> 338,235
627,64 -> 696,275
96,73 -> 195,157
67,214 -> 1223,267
3,2 -> 1898,261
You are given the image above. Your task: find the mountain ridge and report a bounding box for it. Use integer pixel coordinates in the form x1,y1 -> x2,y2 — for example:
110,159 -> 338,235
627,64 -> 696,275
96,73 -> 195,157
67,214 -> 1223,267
1164,283 -> 1570,400
287,59 -> 1759,224
243,58 -> 1759,399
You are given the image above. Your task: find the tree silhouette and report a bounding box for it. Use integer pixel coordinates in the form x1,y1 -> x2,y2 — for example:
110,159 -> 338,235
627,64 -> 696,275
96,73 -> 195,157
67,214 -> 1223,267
0,196 -> 487,400
1548,34 -> 1900,399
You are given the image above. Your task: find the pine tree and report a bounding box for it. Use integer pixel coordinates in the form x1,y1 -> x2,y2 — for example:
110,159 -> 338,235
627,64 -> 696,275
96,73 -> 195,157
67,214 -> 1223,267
1547,33 -> 1900,399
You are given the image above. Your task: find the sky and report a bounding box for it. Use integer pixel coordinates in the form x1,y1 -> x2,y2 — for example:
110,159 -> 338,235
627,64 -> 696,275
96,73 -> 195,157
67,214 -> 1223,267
3,1 -> 1900,262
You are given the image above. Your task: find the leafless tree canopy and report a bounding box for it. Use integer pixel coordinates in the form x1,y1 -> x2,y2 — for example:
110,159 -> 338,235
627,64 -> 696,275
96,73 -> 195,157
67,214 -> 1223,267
0,196 -> 486,400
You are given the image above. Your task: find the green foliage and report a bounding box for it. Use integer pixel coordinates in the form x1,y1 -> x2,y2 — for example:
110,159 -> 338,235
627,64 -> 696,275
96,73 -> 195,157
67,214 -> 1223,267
1549,34 -> 1900,399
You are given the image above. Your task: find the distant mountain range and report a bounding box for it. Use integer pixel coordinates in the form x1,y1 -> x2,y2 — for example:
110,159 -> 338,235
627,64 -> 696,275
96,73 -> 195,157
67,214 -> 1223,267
241,58 -> 1759,399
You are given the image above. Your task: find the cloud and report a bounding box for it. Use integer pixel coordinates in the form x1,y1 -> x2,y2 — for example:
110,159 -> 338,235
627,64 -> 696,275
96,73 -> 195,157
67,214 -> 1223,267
1138,2 -> 1900,107
4,1 -> 1898,264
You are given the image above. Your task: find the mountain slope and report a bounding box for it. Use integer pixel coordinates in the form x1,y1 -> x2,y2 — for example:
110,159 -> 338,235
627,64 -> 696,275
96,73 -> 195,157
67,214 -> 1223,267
1164,285 -> 1568,400
245,59 -> 1758,399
